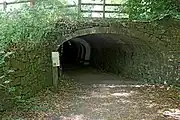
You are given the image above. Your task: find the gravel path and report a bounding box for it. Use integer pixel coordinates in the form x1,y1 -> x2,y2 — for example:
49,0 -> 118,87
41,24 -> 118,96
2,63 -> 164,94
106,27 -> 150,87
2,68 -> 180,120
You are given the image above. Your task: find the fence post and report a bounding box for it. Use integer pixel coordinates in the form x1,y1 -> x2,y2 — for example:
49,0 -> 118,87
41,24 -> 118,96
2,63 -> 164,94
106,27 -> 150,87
52,52 -> 60,89
30,0 -> 35,7
78,0 -> 81,18
3,0 -> 7,11
103,0 -> 106,18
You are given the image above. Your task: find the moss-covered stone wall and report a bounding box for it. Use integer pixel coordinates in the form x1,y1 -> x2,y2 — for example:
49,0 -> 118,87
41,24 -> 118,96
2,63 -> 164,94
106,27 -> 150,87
1,16 -> 180,111
55,16 -> 179,85
0,41 -> 57,111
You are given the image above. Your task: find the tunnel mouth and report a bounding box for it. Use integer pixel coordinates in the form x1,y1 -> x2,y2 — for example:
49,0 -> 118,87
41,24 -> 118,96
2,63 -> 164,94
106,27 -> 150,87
59,40 -> 86,71
58,33 -> 141,75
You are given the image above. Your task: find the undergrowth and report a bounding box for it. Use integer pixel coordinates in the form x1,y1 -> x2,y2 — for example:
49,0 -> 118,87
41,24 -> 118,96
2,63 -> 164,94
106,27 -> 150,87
0,0 -> 179,114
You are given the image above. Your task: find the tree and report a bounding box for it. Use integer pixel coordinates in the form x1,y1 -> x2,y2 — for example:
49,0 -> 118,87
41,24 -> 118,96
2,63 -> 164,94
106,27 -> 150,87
126,0 -> 176,20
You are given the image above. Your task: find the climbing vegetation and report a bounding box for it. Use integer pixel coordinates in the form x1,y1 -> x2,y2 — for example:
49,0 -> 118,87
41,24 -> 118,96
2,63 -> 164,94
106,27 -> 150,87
126,0 -> 177,20
0,0 -> 179,113
0,0 -> 77,82
0,0 -> 79,112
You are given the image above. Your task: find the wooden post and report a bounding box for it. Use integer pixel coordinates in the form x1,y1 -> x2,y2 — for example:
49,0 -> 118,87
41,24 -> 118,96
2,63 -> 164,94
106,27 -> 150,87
103,0 -> 106,18
78,0 -> 81,18
3,0 -> 7,11
30,0 -> 35,7
52,67 -> 58,89
52,52 -> 60,89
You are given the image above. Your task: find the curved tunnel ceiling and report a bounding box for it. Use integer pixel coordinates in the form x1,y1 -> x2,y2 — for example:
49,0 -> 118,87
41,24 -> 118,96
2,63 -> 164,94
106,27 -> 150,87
80,33 -> 143,45
72,38 -> 91,61
61,33 -> 145,67
77,33 -> 142,54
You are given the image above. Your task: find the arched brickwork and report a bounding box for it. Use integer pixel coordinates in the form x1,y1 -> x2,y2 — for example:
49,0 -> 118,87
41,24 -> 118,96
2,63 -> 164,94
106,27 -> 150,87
54,17 -> 179,85
2,17 -> 179,108
58,27 -> 153,47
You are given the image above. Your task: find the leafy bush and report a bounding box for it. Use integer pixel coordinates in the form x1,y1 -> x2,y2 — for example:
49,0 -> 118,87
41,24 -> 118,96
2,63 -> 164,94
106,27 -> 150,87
0,0 -> 79,111
0,0 -> 179,112
0,0 -> 78,84
126,0 -> 178,20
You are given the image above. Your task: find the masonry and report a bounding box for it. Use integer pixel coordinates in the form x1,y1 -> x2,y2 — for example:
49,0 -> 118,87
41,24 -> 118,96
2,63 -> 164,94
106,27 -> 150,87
1,15 -> 179,111
55,16 -> 179,85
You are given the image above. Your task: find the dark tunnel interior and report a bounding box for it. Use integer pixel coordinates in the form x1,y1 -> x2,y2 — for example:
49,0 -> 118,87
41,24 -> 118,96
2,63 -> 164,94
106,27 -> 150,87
61,41 -> 79,65
58,33 -> 140,74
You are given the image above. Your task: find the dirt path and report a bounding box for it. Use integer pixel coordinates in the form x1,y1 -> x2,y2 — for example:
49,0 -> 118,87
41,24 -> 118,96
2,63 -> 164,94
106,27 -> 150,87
2,68 -> 180,120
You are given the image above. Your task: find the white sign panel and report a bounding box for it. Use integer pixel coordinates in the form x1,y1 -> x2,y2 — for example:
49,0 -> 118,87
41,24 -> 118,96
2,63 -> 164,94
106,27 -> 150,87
52,52 -> 60,67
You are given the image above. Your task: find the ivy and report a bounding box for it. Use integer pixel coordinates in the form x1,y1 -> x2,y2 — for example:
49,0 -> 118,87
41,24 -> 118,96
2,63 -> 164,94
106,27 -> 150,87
126,0 -> 178,20
0,0 -> 79,111
0,0 -> 180,112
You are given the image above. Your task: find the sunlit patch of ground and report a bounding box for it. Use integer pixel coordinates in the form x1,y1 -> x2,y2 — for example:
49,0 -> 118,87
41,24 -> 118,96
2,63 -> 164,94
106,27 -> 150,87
1,69 -> 180,120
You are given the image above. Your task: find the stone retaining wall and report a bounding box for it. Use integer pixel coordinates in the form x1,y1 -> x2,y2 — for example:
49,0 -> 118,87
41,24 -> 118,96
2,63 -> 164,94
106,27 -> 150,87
0,16 -> 179,111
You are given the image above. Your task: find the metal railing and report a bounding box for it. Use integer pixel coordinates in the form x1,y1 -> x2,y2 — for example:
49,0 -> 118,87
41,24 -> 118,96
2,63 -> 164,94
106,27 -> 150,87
0,0 -> 35,10
78,0 -> 126,18
0,0 -> 127,19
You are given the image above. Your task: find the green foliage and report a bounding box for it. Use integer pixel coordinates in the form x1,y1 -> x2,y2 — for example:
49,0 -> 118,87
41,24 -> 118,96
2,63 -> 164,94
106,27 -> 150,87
0,0 -> 79,111
0,0 -> 77,72
0,0 -> 79,65
0,0 -> 179,113
126,0 -> 177,20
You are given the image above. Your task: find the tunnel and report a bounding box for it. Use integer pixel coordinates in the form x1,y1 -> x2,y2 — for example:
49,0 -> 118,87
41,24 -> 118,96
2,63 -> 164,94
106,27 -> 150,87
58,32 -> 147,78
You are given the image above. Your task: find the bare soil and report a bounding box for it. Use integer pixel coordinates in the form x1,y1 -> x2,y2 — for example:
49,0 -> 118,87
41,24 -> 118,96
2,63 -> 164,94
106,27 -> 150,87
2,68 -> 180,120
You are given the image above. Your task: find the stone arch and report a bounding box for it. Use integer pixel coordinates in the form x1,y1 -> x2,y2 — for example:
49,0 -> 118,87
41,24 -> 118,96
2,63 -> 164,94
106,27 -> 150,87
56,25 -> 170,83
71,38 -> 91,65
79,44 -> 85,63
77,43 -> 82,61
57,26 -> 162,69
61,27 -> 125,44
68,40 -> 83,63
57,26 -> 157,50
